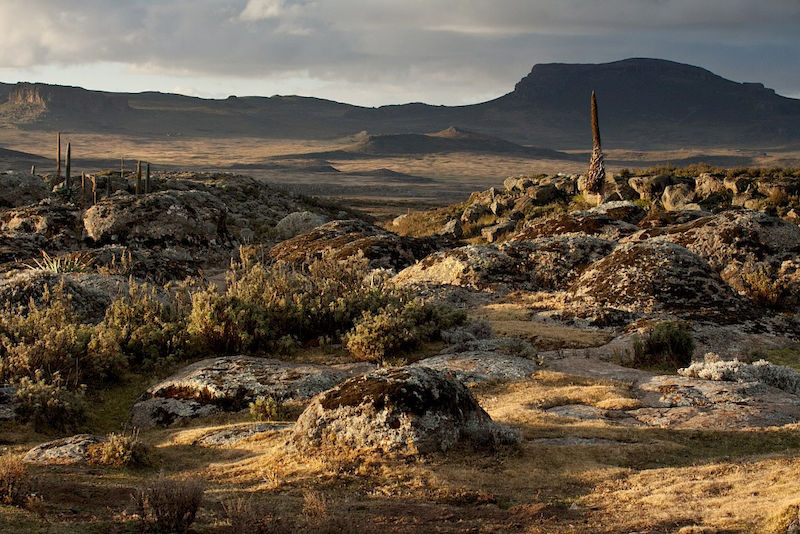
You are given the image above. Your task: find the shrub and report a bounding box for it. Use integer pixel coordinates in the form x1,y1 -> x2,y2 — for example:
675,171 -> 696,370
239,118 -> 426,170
0,455 -> 33,507
345,300 -> 466,363
92,282 -> 193,370
739,262 -> 784,309
187,287 -> 270,354
14,372 -> 87,432
222,498 -> 276,534
88,430 -> 149,467
0,285 -> 120,385
132,475 -> 205,533
249,396 -> 286,421
632,321 -> 695,369
26,250 -> 95,273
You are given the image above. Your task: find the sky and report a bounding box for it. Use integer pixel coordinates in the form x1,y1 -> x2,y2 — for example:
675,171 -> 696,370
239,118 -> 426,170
0,0 -> 798,107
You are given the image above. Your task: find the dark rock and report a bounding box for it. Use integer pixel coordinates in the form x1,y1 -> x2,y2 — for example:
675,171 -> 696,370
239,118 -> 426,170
481,220 -> 517,243
0,172 -> 50,208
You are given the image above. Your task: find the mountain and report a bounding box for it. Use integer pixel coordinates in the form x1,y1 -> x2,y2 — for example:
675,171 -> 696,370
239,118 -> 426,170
2,58 -> 799,149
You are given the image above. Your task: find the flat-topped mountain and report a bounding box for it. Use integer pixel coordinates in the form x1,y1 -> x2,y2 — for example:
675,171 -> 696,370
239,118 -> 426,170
2,58 -> 799,149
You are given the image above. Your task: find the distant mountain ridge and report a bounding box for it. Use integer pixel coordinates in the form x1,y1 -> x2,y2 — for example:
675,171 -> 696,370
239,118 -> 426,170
2,58 -> 799,149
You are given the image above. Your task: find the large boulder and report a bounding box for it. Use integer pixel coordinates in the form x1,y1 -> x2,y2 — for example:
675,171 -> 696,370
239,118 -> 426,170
661,183 -> 699,211
395,236 -> 614,292
292,366 -> 520,454
83,190 -> 229,246
0,172 -> 50,208
274,211 -> 328,239
695,173 -> 726,199
511,211 -> 638,241
130,356 -> 369,428
269,219 -> 449,271
570,240 -> 744,318
0,200 -> 81,263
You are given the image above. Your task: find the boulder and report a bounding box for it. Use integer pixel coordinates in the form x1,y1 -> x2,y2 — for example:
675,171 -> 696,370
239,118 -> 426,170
0,385 -> 17,421
628,175 -> 672,200
395,236 -> 614,292
503,176 -> 534,193
23,434 -> 106,465
130,356 -> 369,428
439,219 -> 463,240
269,219 -> 449,271
525,184 -> 560,205
481,220 -> 517,243
582,201 -> 646,225
661,183 -> 697,211
511,211 -> 638,241
570,240 -> 744,318
83,190 -> 228,246
292,366 -> 520,454
724,176 -> 751,195
603,175 -> 639,202
489,196 -> 514,216
274,211 -> 328,239
413,339 -> 539,384
460,203 -> 491,223
695,173 -> 726,198
0,172 -> 50,208
0,199 -> 81,262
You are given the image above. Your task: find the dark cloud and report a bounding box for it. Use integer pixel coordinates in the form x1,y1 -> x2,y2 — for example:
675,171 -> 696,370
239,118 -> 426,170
0,0 -> 798,104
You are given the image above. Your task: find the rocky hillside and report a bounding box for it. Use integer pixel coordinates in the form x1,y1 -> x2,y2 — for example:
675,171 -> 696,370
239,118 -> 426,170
2,58 -> 799,148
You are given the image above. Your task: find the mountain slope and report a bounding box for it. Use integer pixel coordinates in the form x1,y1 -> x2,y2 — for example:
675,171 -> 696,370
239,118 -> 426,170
2,58 -> 799,149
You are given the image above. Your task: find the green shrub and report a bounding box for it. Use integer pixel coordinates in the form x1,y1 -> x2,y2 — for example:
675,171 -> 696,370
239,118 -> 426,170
632,321 -> 695,369
88,430 -> 149,467
345,300 -> 466,363
14,372 -> 88,432
249,396 -> 287,421
132,475 -> 205,533
187,287 -> 270,354
0,286 -> 121,385
0,455 -> 33,507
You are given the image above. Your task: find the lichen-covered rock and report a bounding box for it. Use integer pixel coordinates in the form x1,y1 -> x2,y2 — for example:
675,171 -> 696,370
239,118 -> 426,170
661,183 -> 698,211
0,200 -> 81,264
511,211 -> 638,241
83,190 -> 229,246
581,201 -> 646,225
274,211 -> 328,239
460,203 -> 491,223
724,176 -> 751,195
439,218 -> 463,239
570,241 -> 743,317
194,423 -> 290,447
481,220 -> 517,243
130,356 -> 369,428
23,434 -> 106,465
413,338 -> 538,384
503,176 -> 534,192
395,236 -> 614,292
628,175 -> 672,200
695,173 -> 726,198
292,367 -> 520,454
524,183 -> 560,205
0,172 -> 50,208
637,209 -> 712,230
269,219 -> 449,271
0,270 -> 128,323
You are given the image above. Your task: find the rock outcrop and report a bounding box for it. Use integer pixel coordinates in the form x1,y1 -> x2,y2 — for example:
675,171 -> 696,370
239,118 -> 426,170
23,434 -> 106,465
292,366 -> 520,454
0,172 -> 50,208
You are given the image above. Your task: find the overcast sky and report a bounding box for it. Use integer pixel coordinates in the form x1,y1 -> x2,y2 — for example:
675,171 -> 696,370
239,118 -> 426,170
0,0 -> 798,106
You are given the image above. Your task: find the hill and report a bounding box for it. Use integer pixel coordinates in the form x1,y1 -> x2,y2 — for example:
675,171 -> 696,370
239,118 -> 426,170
2,58 -> 800,149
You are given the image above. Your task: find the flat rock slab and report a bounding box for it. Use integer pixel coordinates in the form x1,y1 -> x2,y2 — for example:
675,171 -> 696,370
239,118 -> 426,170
131,356 -> 371,429
23,434 -> 106,465
412,352 -> 538,384
545,404 -> 613,421
194,423 -> 291,447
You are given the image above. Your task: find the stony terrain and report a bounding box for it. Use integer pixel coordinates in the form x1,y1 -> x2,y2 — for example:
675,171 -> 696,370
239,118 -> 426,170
1,165 -> 800,533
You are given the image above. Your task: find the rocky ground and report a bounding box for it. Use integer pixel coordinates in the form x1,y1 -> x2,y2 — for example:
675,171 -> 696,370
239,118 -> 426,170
1,166 -> 800,533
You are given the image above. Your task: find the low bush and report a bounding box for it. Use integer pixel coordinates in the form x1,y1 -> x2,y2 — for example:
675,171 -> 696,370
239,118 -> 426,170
14,372 -> 87,432
0,455 -> 33,507
132,475 -> 205,533
632,321 -> 695,369
88,430 -> 149,467
345,300 -> 466,363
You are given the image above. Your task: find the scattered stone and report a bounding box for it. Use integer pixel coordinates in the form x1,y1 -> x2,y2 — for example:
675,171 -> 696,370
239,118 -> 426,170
23,434 -> 106,465
292,366 -> 521,454
439,218 -> 463,239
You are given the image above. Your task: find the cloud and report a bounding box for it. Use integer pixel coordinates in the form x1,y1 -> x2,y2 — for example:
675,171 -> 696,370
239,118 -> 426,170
0,0 -> 797,105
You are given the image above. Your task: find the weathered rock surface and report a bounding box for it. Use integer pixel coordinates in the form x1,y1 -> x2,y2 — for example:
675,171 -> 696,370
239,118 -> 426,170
481,220 -> 517,243
628,175 -> 672,200
23,434 -> 106,465
274,211 -> 328,239
0,200 -> 81,264
661,183 -> 698,211
0,172 -> 50,208
270,219 -> 449,271
130,356 -> 370,428
83,190 -> 229,246
0,384 -> 17,421
194,423 -> 291,447
412,349 -> 538,384
512,211 -> 638,241
395,236 -> 614,292
570,240 -> 744,318
292,366 -> 520,454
